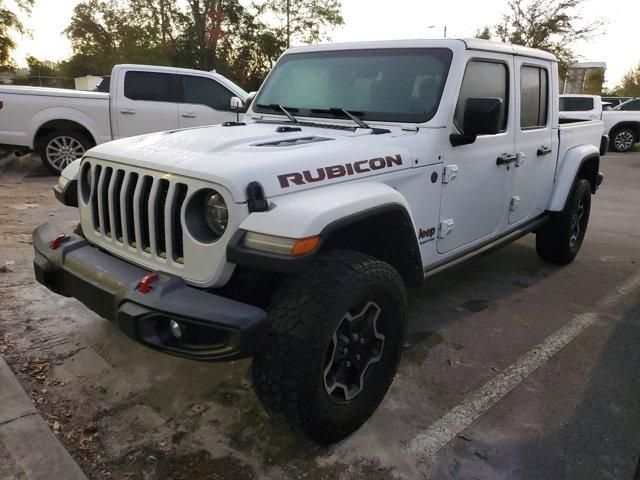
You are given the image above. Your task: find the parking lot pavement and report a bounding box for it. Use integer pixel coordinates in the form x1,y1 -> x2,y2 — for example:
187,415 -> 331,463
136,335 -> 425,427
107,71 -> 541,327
1,152 -> 639,479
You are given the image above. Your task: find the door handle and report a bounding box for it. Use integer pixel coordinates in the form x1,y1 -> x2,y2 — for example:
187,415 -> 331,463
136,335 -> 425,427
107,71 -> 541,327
182,112 -> 196,118
120,109 -> 135,115
496,153 -> 517,165
537,146 -> 552,156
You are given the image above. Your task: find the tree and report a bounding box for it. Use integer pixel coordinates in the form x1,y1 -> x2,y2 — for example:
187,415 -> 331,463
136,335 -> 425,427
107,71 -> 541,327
0,0 -> 33,69
474,27 -> 491,40
64,0 -> 175,77
478,0 -> 601,76
64,0 -> 343,90
617,63 -> 640,97
257,0 -> 343,47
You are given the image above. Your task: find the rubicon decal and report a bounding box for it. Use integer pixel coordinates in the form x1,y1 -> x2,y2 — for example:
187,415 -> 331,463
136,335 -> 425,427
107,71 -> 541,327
277,154 -> 403,188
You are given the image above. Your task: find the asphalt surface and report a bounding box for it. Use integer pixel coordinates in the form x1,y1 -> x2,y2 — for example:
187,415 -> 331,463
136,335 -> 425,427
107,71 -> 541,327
0,151 -> 639,479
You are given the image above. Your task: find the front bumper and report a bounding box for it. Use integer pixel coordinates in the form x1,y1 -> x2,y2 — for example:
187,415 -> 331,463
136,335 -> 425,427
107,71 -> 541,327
33,223 -> 268,361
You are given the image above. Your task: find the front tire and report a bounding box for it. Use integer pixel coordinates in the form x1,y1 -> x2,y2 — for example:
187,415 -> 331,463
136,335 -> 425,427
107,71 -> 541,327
536,179 -> 592,264
610,127 -> 636,153
252,250 -> 407,444
39,130 -> 91,175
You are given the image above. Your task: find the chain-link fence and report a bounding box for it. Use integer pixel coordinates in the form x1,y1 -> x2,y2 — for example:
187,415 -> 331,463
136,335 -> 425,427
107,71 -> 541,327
0,74 -> 75,89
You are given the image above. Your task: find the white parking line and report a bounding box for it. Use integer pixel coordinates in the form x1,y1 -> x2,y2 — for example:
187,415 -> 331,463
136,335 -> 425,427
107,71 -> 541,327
406,271 -> 640,459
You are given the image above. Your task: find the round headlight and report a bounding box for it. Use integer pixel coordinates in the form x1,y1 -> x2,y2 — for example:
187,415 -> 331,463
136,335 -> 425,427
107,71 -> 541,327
203,191 -> 228,237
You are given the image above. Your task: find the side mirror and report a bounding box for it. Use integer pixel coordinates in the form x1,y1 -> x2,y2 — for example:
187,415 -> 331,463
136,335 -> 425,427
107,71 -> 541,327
450,97 -> 503,147
229,96 -> 243,111
244,91 -> 257,109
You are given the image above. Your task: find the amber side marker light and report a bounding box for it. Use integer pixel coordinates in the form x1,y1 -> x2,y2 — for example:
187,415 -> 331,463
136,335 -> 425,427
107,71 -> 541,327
291,236 -> 321,256
243,232 -> 321,256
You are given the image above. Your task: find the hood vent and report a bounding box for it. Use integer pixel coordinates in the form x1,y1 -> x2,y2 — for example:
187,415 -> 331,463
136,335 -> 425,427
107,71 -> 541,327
255,136 -> 333,147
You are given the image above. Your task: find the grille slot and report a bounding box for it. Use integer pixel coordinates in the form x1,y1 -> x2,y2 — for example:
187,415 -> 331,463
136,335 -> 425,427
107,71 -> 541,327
154,179 -> 169,258
90,164 -> 102,232
138,176 -> 153,253
171,184 -> 187,264
110,170 -> 125,242
85,163 -> 193,268
122,173 -> 138,247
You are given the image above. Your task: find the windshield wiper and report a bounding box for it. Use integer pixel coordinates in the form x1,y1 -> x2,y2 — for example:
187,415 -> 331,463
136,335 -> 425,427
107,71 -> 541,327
311,107 -> 371,129
256,103 -> 299,123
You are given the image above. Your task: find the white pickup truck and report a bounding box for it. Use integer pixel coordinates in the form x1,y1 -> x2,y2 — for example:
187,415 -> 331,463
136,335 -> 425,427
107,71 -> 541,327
559,94 -> 604,121
602,98 -> 640,152
34,39 -> 605,444
0,64 -> 247,173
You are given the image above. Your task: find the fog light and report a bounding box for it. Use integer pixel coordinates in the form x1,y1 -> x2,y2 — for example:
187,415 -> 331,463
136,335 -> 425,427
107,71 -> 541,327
169,320 -> 183,340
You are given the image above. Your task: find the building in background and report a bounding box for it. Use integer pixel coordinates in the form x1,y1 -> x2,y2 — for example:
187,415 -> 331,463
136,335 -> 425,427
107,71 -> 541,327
74,75 -> 104,91
562,62 -> 606,94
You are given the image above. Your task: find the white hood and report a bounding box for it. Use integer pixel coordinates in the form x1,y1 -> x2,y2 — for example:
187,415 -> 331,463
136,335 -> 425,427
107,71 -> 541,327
87,122 -> 414,201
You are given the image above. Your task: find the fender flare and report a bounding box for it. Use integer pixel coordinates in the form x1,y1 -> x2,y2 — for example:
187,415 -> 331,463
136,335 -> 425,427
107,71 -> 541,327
28,107 -> 105,149
547,144 -> 599,212
228,182 -> 423,283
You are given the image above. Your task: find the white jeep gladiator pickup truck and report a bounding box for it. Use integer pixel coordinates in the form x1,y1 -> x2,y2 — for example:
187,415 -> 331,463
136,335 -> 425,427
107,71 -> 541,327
0,64 -> 247,173
33,39 -> 605,444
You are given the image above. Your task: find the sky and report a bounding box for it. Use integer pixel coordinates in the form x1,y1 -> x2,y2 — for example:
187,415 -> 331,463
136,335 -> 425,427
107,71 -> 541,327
9,0 -> 639,88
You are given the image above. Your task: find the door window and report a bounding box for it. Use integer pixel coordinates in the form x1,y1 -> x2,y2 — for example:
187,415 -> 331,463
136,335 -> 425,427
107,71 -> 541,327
619,99 -> 640,111
454,60 -> 509,132
182,76 -> 235,111
124,71 -> 179,103
559,97 -> 593,112
520,66 -> 549,129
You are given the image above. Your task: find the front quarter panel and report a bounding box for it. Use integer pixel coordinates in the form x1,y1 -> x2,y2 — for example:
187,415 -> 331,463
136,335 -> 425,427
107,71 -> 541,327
239,182 -> 414,239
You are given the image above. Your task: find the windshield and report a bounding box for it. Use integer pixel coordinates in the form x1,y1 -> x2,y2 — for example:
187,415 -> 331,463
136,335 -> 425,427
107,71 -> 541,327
254,48 -> 453,124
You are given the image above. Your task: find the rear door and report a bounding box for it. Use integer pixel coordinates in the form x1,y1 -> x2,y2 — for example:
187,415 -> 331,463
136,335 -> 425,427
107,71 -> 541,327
509,58 -> 554,225
437,54 -> 516,254
178,75 -> 239,128
115,70 -> 180,138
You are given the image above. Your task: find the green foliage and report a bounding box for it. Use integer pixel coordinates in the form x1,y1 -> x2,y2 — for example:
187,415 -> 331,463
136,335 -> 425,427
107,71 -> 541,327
12,55 -> 73,88
478,0 -> 601,74
0,0 -> 34,68
583,69 -> 605,95
474,27 -> 491,40
63,0 -> 343,90
617,63 -> 640,97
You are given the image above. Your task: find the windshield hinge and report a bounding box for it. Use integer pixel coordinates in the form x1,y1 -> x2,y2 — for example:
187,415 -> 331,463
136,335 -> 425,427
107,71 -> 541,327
442,165 -> 459,184
438,219 -> 455,239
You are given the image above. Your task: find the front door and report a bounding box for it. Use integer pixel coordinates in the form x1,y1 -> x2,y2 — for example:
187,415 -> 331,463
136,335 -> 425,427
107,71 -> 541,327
115,70 -> 180,138
178,75 -> 239,128
509,58 -> 555,224
437,54 -> 516,254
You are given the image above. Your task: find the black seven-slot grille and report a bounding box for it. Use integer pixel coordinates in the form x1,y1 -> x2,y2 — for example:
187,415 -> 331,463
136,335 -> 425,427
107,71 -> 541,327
83,162 -> 187,264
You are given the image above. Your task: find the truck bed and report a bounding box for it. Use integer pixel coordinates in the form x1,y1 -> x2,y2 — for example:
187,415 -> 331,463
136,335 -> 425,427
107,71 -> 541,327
557,119 -> 605,175
0,85 -> 109,100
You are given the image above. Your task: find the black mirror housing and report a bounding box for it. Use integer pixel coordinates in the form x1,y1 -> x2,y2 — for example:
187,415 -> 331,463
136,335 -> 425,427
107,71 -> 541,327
463,97 -> 503,136
450,97 -> 503,147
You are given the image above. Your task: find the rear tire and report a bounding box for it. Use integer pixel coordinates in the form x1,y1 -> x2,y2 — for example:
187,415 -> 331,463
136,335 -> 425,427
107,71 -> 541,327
536,179 -> 591,264
39,130 -> 92,175
610,127 -> 636,153
252,250 -> 407,444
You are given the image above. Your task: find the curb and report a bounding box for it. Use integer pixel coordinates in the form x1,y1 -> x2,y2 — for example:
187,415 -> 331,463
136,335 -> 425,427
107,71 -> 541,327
0,356 -> 87,480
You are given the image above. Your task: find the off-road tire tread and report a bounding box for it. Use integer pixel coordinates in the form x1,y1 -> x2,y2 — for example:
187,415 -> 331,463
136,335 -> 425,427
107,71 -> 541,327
536,178 -> 591,264
252,249 -> 406,443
